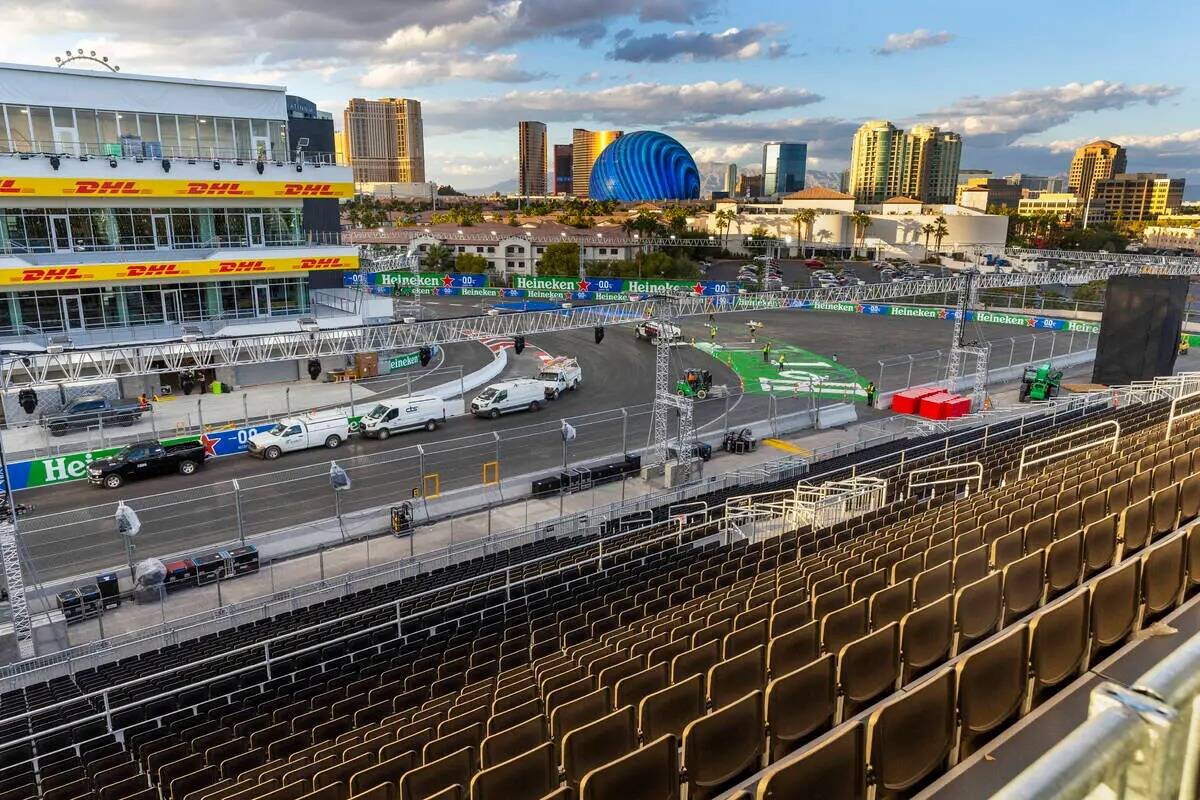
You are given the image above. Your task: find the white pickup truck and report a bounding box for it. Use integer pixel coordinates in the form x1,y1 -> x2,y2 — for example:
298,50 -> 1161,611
537,357 -> 583,399
248,410 -> 349,460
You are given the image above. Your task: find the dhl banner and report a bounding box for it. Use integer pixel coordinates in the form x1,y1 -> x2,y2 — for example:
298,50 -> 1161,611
0,254 -> 358,285
0,176 -> 354,199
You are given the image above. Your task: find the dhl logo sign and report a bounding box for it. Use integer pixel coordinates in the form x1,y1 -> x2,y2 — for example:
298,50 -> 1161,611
124,264 -> 184,278
17,268 -> 92,282
72,180 -> 144,195
281,183 -> 339,197
0,177 -> 354,199
0,254 -> 356,285
217,260 -> 268,273
185,181 -> 249,196
299,257 -> 349,269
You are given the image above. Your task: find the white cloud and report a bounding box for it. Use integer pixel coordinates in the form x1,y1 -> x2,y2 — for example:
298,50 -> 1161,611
873,28 -> 954,56
918,80 -> 1182,146
431,80 -> 822,131
361,53 -> 545,87
606,25 -> 788,63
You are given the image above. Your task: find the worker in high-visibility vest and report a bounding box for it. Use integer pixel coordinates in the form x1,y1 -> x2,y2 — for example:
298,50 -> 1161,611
777,353 -> 787,372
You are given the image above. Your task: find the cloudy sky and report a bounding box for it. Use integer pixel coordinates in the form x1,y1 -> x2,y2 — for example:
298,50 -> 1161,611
5,0 -> 1199,195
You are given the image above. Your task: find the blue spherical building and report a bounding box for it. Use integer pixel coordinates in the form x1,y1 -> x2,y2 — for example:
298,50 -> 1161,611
588,131 -> 700,201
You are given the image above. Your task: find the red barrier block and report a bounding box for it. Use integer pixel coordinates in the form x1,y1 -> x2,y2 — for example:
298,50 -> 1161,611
890,386 -> 944,414
918,392 -> 956,420
946,395 -> 972,418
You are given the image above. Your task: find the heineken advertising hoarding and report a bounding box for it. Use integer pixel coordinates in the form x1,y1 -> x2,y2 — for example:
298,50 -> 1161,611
371,271 -> 489,288
514,275 -> 738,296
789,299 -> 1102,334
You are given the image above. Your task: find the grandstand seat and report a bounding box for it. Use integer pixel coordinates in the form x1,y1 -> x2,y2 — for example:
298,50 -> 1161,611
764,654 -> 835,763
954,624 -> 1028,759
468,741 -> 555,800
638,675 -> 704,744
681,691 -> 765,800
562,706 -> 637,791
708,646 -> 767,710
480,716 -> 547,770
1139,532 -> 1186,626
755,723 -> 865,800
1026,590 -> 1090,711
578,734 -> 679,800
864,667 -> 955,797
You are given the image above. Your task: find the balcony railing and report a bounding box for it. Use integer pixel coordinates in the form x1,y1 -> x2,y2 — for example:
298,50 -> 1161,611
0,230 -> 345,256
1,140 -> 345,167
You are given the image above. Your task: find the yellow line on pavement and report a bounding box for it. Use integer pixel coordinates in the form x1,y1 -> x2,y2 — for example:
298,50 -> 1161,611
762,438 -> 811,455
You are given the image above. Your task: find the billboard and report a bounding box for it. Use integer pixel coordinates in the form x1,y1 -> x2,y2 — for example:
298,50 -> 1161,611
0,177 -> 354,199
0,254 -> 358,285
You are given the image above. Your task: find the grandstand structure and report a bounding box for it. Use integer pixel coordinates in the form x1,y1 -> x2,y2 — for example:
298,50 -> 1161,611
1,370 -> 1200,799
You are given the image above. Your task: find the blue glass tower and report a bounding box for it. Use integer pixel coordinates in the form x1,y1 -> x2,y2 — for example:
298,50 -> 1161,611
761,142 -> 807,196
588,131 -> 700,201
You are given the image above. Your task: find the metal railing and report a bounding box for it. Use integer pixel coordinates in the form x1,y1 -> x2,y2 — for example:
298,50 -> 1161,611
1,141 -> 343,166
0,233 -> 344,257
995,629 -> 1200,800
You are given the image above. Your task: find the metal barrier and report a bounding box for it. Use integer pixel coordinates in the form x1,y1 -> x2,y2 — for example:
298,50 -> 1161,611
1165,387 -> 1200,442
1017,420 -> 1121,481
995,629 -> 1200,800
907,462 -> 983,496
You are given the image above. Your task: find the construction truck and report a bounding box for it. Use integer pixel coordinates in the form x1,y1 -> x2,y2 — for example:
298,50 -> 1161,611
1018,362 -> 1063,402
537,356 -> 583,399
676,369 -> 713,399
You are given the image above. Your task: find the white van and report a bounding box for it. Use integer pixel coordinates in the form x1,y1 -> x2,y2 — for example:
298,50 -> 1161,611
360,395 -> 447,439
248,410 -> 349,460
471,379 -> 546,418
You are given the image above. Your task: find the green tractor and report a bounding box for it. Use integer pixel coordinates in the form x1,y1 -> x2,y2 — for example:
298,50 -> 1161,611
676,369 -> 713,399
1019,362 -> 1063,402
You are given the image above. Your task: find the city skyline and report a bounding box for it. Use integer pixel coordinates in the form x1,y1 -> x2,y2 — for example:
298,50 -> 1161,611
4,0 -> 1197,196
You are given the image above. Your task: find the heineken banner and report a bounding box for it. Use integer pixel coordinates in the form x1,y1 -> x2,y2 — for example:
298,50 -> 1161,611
371,271 -> 490,288
4,424 -> 275,491
515,275 -> 738,296
786,299 -> 1101,333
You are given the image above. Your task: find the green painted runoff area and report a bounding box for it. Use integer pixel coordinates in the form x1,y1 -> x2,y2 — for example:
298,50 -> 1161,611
693,342 -> 870,402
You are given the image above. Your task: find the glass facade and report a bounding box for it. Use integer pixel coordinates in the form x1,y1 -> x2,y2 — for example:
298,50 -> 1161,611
761,142 -> 807,197
0,206 -> 303,254
0,103 -> 289,161
0,278 -> 309,335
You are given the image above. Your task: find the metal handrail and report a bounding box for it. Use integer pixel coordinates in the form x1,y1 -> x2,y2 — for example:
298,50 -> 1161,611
1017,420 -> 1120,481
995,629 -> 1200,800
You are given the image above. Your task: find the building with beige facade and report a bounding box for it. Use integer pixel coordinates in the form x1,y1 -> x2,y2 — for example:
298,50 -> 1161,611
1092,173 -> 1185,222
518,121 -> 547,196
343,97 -> 425,184
847,120 -> 961,204
570,129 -> 622,199
1016,192 -> 1109,226
703,187 -> 1006,256
1067,140 -> 1126,200
956,178 -> 1023,211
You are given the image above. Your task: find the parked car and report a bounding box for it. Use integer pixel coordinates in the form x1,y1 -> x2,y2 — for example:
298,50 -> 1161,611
43,395 -> 150,436
248,410 -> 349,459
803,258 -> 825,268
87,439 -> 208,489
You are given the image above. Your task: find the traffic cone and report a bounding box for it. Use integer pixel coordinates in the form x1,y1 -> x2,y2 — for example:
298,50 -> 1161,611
727,353 -> 732,366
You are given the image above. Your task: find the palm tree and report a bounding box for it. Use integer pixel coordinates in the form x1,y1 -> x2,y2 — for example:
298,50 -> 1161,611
850,211 -> 871,258
791,208 -> 817,258
423,244 -> 452,270
920,223 -> 935,257
932,215 -> 949,253
713,208 -> 735,250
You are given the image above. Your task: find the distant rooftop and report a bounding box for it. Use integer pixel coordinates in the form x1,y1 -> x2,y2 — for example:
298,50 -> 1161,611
783,187 -> 854,200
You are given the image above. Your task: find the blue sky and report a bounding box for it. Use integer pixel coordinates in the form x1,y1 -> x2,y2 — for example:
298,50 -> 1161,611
6,0 -> 1198,195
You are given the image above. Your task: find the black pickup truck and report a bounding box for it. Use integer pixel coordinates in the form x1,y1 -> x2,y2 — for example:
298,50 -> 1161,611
43,394 -> 150,436
87,439 -> 208,489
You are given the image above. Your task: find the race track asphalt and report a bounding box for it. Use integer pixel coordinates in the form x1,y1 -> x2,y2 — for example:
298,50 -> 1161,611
18,285 -> 1075,581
